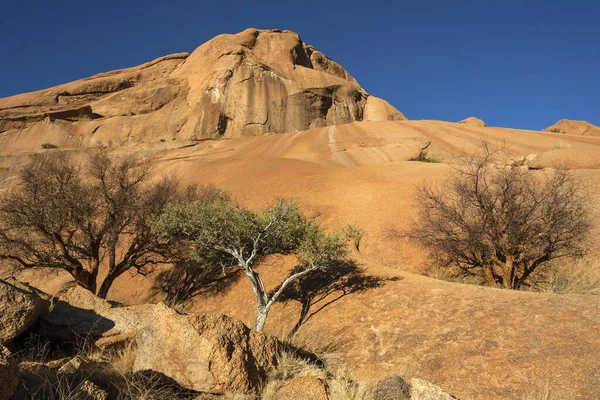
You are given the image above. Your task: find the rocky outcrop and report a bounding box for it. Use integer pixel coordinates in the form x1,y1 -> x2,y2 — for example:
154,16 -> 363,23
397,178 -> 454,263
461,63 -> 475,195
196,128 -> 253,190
0,345 -> 18,399
0,278 -> 50,345
0,29 -> 405,149
16,357 -> 111,400
274,376 -> 328,400
410,378 -> 457,399
457,116 -> 486,127
544,119 -> 600,136
364,96 -> 406,122
40,284 -> 280,394
373,375 -> 411,400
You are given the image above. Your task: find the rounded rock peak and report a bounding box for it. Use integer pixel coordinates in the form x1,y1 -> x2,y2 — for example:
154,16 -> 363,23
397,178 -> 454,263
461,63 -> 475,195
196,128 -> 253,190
544,119 -> 600,136
458,116 -> 486,127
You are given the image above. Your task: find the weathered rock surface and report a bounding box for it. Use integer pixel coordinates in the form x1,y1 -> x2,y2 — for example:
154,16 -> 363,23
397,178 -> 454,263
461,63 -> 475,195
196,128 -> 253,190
410,378 -> 457,400
373,375 -> 411,400
457,116 -> 486,127
273,376 -> 328,400
40,285 -> 280,394
77,380 -> 110,400
364,96 -> 406,122
544,119 -> 600,136
0,277 -> 50,345
0,345 -> 18,400
16,357 -> 111,400
0,29 -> 405,150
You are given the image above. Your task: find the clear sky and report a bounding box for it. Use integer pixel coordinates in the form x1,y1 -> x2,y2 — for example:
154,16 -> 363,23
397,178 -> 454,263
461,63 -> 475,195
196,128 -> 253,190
1,0 -> 598,130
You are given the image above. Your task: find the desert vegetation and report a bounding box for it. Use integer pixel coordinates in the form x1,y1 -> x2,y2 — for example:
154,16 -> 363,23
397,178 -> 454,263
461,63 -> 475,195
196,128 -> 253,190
151,197 -> 356,332
405,145 -> 593,290
0,151 -> 193,298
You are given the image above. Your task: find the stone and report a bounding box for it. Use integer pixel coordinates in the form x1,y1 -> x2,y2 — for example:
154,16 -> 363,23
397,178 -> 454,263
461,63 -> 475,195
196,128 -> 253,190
0,277 -> 50,345
410,378 -> 458,400
77,380 -> 110,400
457,116 -> 486,127
544,119 -> 600,136
274,376 -> 328,400
373,375 -> 411,400
0,345 -> 18,400
364,96 -> 407,122
40,284 -> 281,394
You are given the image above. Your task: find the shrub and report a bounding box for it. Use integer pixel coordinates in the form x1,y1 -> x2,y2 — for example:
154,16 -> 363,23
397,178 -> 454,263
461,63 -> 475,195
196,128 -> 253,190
41,143 -> 58,149
409,150 -> 438,163
0,151 -> 195,298
404,144 -> 592,289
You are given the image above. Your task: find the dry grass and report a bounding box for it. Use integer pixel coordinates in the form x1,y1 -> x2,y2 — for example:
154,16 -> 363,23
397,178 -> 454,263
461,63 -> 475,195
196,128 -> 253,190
261,329 -> 376,400
530,258 -> 600,295
326,367 -> 374,400
520,370 -> 554,400
424,264 -> 486,286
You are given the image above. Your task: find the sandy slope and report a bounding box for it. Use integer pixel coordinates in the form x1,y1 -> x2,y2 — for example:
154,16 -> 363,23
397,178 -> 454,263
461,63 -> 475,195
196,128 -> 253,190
3,120 -> 600,399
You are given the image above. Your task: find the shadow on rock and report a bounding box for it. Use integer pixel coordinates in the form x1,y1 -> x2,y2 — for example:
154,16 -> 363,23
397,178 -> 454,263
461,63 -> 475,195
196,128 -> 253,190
277,260 -> 402,337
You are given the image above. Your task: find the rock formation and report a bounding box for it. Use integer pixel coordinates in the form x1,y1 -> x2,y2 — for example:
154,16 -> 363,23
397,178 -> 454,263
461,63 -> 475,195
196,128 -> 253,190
0,29 -> 405,150
457,116 -> 486,127
40,284 -> 280,394
544,119 -> 600,136
0,345 -> 18,399
0,278 -> 50,345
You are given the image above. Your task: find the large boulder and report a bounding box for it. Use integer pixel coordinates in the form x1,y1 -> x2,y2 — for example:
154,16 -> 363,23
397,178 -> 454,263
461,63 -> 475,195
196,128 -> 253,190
0,277 -> 50,345
0,345 -> 18,399
410,378 -> 458,400
457,116 -> 486,127
364,96 -> 407,122
40,285 -> 280,394
544,119 -> 600,136
273,376 -> 328,400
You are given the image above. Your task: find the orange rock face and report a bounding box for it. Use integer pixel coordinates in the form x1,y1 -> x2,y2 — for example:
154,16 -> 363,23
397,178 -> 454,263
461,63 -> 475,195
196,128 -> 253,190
0,29 -> 405,149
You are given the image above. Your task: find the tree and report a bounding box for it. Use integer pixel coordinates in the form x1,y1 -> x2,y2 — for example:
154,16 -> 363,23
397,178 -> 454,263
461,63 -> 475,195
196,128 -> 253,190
0,151 -> 182,298
407,147 -> 592,290
151,198 -> 352,331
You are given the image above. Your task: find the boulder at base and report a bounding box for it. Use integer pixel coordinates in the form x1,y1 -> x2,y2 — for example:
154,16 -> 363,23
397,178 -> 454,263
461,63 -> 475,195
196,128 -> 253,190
410,378 -> 458,400
40,284 -> 280,394
0,277 -> 50,345
0,345 -> 18,399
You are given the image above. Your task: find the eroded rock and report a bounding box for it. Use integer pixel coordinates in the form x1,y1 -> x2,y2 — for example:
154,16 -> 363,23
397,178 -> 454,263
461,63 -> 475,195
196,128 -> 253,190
274,376 -> 328,400
0,277 -> 50,345
40,285 -> 280,394
0,29 -> 405,149
0,345 -> 18,400
410,378 -> 458,400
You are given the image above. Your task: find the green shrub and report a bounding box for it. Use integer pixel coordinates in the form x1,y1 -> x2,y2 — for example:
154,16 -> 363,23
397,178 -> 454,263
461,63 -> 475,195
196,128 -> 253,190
409,151 -> 438,163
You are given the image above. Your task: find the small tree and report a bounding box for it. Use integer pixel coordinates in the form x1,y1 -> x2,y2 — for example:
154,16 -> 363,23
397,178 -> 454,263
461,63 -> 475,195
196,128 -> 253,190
0,151 -> 183,298
151,198 -> 352,331
407,147 -> 592,289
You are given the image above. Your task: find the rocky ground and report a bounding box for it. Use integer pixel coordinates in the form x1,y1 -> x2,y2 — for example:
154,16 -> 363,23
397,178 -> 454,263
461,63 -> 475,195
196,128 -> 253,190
0,277 -> 457,399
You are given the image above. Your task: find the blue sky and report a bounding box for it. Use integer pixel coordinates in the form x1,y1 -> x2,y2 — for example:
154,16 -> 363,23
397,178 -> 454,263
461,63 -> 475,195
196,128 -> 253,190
1,0 -> 598,130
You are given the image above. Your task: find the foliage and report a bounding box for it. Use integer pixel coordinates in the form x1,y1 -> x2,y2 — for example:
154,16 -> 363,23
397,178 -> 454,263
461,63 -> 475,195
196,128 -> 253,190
152,198 -> 353,331
406,145 -> 592,289
41,143 -> 58,149
548,128 -> 566,134
409,150 -> 438,163
0,151 -> 192,298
